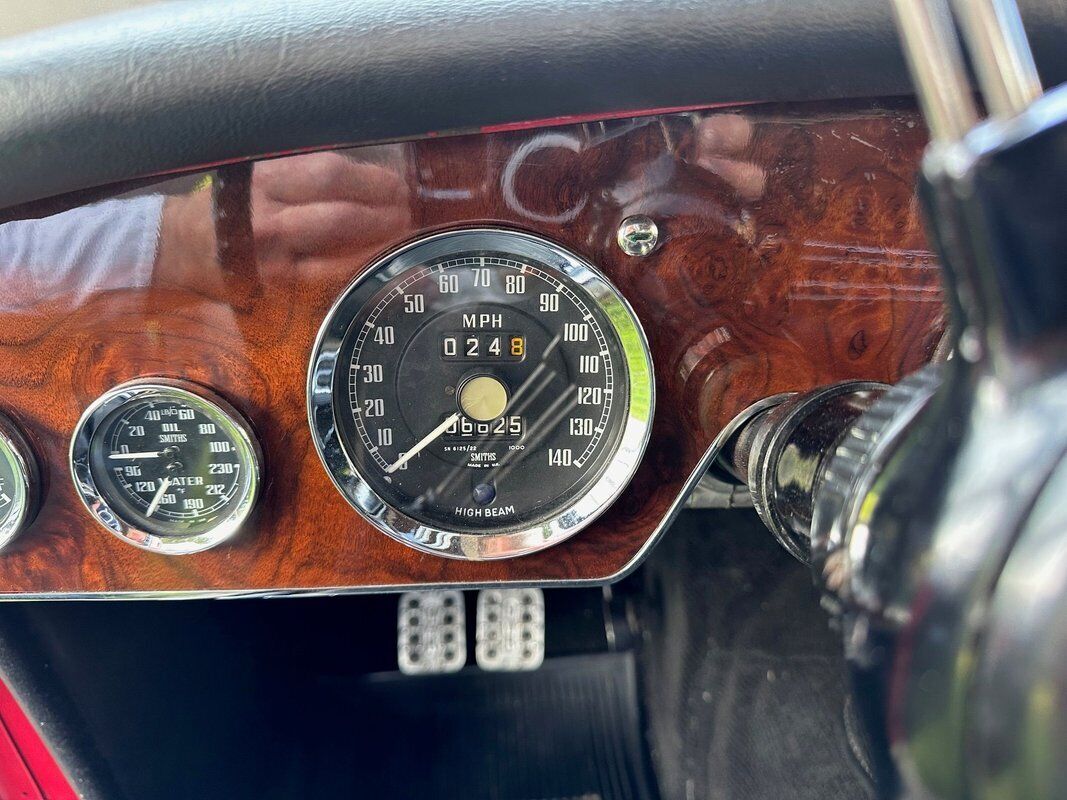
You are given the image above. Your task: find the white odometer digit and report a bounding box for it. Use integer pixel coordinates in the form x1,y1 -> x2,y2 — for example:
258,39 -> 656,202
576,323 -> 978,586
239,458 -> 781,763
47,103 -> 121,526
309,229 -> 654,560
71,381 -> 262,554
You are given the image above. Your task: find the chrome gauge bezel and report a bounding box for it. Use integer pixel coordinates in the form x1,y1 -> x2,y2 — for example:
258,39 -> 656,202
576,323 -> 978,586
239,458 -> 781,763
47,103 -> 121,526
0,412 -> 40,550
308,228 -> 655,560
70,379 -> 262,555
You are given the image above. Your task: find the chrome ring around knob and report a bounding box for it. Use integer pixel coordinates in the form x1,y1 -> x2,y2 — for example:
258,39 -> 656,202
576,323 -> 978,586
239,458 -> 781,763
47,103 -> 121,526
810,366 -> 943,608
744,381 -> 890,563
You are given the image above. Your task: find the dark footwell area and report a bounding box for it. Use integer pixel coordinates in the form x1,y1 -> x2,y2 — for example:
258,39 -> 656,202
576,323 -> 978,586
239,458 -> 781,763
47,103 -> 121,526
0,510 -> 873,799
638,511 -> 874,800
309,653 -> 656,800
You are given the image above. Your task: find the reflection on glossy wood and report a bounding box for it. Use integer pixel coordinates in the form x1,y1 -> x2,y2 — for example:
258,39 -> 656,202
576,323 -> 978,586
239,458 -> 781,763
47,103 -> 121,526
0,101 -> 943,594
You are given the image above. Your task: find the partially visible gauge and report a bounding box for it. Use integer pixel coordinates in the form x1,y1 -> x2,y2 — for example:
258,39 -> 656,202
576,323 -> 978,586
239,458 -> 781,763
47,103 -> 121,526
71,381 -> 262,554
309,228 -> 654,560
0,413 -> 40,549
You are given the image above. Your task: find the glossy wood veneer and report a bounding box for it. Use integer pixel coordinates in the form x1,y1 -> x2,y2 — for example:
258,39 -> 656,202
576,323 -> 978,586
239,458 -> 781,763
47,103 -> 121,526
0,101 -> 944,595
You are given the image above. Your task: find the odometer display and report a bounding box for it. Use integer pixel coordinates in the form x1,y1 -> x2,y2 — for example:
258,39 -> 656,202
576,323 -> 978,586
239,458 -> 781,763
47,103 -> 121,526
441,332 -> 525,362
309,230 -> 654,560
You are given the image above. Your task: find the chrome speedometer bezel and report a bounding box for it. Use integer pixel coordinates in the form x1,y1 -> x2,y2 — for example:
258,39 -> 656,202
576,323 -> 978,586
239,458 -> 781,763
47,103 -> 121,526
308,228 -> 655,561
70,379 -> 262,555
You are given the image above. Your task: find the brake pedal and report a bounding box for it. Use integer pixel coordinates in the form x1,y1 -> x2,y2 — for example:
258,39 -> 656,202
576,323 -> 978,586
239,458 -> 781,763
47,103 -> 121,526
397,590 -> 466,675
476,588 -> 545,671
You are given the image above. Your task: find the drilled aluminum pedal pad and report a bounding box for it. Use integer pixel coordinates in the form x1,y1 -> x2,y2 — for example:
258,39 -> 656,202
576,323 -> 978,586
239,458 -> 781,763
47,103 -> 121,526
475,588 -> 545,671
397,591 -> 466,675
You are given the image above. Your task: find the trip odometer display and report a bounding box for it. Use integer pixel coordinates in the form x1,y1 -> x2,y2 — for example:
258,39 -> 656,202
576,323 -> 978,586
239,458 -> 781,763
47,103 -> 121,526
309,229 -> 654,560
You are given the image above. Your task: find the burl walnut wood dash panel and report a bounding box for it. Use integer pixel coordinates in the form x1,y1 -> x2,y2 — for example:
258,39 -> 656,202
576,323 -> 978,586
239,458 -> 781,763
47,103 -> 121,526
0,101 -> 944,595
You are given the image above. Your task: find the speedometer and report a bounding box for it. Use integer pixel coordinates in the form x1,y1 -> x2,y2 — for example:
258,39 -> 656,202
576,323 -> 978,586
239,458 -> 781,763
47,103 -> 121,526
309,229 -> 653,560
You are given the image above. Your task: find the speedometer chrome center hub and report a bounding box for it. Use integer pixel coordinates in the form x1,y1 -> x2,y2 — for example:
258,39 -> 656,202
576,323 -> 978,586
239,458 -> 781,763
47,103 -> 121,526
459,375 -> 509,422
308,229 -> 655,560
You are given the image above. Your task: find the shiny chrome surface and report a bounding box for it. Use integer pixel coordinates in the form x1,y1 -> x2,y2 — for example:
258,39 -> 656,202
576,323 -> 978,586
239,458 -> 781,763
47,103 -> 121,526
968,454 -> 1067,797
950,0 -> 1042,118
308,228 -> 655,561
615,215 -> 659,257
682,472 -> 752,510
838,368 -> 1067,798
810,366 -> 941,605
0,412 -> 39,550
70,379 -> 262,555
889,0 -> 978,142
687,393 -> 798,511
808,2 -> 1067,797
741,382 -> 887,563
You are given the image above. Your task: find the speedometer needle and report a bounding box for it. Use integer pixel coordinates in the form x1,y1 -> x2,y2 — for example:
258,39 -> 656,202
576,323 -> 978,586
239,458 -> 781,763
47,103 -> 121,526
386,412 -> 461,474
109,451 -> 162,460
146,477 -> 172,517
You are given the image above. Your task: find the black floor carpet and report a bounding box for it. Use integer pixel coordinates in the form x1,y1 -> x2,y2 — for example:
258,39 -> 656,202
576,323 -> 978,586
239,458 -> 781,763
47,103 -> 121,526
637,510 -> 875,800
309,652 -> 659,800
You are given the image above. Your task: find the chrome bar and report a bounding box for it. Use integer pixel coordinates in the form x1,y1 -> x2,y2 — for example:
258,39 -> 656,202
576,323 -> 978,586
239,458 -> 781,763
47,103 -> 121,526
890,0 -> 979,142
951,0 -> 1042,118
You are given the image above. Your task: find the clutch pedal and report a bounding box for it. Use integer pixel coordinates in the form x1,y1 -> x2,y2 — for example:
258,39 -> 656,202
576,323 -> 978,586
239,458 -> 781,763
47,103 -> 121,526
475,588 -> 545,671
397,590 -> 466,675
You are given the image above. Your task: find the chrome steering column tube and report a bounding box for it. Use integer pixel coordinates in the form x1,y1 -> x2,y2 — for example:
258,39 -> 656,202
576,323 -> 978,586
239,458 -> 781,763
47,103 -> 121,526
734,1 -> 1067,796
729,382 -> 889,564
792,0 -> 1067,797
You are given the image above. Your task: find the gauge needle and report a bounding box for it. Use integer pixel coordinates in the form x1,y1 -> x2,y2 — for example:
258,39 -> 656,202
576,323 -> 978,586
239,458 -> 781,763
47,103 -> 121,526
109,451 -> 162,460
146,477 -> 172,517
386,413 -> 461,474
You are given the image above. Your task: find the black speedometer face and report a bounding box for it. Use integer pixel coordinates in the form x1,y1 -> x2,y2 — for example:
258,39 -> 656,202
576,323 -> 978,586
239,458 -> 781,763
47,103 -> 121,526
309,229 -> 654,560
72,382 -> 262,554
339,255 -> 622,533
